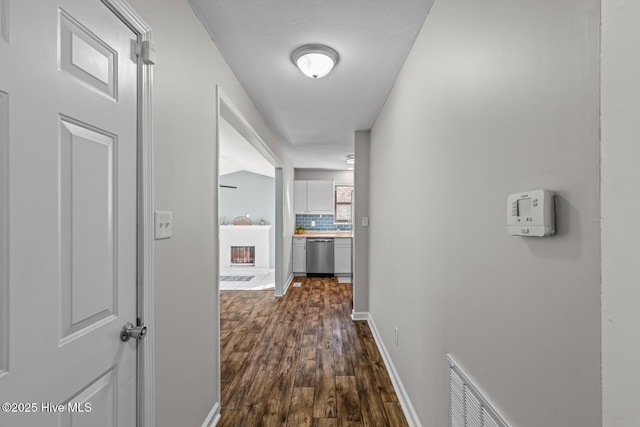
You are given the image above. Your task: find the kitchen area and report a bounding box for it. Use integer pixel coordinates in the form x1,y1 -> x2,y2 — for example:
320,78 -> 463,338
218,113 -> 357,289
292,170 -> 354,280
293,232 -> 352,277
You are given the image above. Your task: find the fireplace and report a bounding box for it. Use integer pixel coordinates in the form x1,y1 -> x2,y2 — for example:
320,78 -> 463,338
220,225 -> 270,272
231,246 -> 255,266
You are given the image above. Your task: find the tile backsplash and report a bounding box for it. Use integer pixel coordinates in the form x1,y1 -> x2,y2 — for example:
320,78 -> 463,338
296,214 -> 352,231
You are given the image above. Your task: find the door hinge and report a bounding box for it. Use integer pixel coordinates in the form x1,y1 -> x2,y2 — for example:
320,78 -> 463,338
135,40 -> 156,65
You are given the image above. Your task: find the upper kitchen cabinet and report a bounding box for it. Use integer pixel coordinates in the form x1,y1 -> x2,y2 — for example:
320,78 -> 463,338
294,180 -> 334,215
307,181 -> 334,213
294,181 -> 307,214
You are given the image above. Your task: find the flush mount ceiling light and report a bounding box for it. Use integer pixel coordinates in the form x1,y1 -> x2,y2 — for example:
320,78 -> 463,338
291,44 -> 339,79
346,154 -> 355,170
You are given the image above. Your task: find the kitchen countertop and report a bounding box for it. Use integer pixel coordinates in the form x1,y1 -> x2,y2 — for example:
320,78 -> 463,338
294,231 -> 353,238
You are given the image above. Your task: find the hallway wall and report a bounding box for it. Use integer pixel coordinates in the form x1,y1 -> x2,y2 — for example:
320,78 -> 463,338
601,0 -> 640,425
369,0 -> 601,426
353,131 -> 370,315
126,0 -> 294,425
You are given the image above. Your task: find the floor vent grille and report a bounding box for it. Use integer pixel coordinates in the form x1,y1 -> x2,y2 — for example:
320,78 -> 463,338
448,355 -> 510,427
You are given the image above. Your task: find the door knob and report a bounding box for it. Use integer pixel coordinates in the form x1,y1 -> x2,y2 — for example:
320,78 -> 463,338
121,322 -> 147,342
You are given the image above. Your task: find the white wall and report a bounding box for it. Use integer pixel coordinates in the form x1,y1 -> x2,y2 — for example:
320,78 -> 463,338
281,165 -> 296,290
126,0 -> 294,425
295,169 -> 354,185
353,131 -> 370,315
601,0 -> 640,425
369,0 -> 601,426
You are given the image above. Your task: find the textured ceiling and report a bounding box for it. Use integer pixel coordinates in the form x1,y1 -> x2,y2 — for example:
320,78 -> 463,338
189,0 -> 433,170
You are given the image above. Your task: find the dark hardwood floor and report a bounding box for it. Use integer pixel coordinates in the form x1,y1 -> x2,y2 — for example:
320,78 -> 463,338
218,276 -> 408,427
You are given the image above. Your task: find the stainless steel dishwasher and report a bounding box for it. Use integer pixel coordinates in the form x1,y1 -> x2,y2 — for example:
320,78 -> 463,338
306,238 -> 334,277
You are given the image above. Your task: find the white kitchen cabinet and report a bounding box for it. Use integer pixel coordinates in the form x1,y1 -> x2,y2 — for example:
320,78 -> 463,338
334,238 -> 352,275
292,237 -> 306,273
294,181 -> 307,214
294,180 -> 334,215
306,181 -> 334,213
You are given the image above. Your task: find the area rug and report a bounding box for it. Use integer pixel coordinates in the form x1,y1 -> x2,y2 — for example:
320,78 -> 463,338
220,275 -> 255,282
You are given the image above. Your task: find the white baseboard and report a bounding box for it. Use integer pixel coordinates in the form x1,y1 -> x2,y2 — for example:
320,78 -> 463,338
366,314 -> 422,427
351,311 -> 369,321
203,402 -> 220,427
278,274 -> 294,297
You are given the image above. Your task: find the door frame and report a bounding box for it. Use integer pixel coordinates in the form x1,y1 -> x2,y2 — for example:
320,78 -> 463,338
215,85 -> 285,295
215,84 -> 285,408
99,1 -> 155,426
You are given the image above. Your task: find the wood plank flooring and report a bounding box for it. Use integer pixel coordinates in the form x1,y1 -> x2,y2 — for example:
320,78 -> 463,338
219,276 -> 408,427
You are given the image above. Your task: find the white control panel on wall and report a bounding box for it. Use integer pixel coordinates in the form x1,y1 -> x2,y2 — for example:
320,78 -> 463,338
507,189 -> 555,237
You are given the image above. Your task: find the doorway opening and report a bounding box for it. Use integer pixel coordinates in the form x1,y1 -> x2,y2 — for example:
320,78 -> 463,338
217,114 -> 277,290
215,86 -> 284,295
215,85 -> 285,414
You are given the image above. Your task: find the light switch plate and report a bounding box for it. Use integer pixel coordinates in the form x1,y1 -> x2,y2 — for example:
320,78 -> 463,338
362,216 -> 369,227
154,211 -> 173,239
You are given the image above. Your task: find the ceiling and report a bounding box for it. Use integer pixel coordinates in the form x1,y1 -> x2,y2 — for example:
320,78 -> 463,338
189,0 -> 433,170
219,116 -> 275,178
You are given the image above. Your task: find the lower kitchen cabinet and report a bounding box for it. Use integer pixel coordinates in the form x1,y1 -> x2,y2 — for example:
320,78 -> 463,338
293,237 -> 306,273
334,238 -> 352,275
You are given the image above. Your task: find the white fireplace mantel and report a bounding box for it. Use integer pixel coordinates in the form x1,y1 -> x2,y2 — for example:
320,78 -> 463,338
219,225 -> 271,271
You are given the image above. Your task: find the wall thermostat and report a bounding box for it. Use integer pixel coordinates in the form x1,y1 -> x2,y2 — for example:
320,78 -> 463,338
507,189 -> 555,237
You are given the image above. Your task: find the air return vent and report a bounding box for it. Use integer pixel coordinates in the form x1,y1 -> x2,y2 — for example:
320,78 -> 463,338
448,355 -> 510,427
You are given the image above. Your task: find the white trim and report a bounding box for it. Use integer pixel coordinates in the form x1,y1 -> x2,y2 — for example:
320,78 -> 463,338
0,91 -> 8,378
220,224 -> 273,230
100,2 -> 155,427
202,402 -> 221,427
274,167 -> 285,296
214,86 -> 222,407
0,0 -> 9,43
278,273 -> 295,297
366,313 -> 422,427
351,311 -> 369,321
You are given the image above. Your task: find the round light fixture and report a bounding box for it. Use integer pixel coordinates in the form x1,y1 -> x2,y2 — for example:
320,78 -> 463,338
346,154 -> 355,170
291,44 -> 339,79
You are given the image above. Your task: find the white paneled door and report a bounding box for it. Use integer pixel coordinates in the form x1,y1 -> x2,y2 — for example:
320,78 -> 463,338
0,1 -> 140,426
